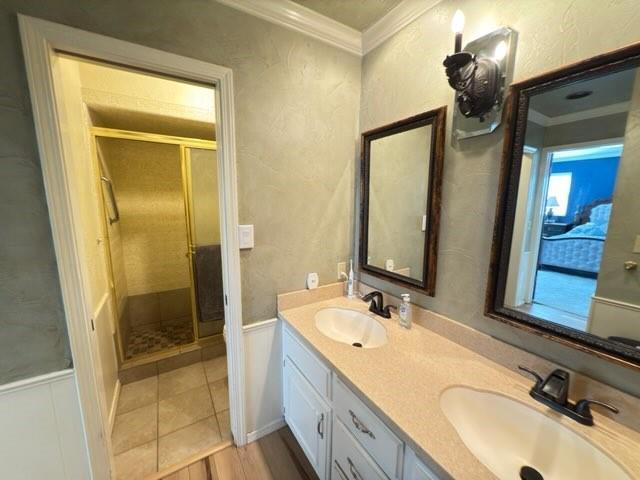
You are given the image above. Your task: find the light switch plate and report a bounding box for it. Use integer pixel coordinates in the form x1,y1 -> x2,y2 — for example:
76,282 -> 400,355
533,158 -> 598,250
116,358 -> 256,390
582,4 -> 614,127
634,234 -> 640,253
238,224 -> 254,249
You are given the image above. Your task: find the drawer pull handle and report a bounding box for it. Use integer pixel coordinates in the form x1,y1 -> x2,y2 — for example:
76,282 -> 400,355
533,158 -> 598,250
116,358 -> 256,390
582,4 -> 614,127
349,409 -> 376,439
334,460 -> 349,480
317,413 -> 324,439
347,457 -> 363,480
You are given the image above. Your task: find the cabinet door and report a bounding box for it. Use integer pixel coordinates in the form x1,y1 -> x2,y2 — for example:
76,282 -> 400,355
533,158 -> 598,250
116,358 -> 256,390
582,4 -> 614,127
403,447 -> 439,480
284,359 -> 331,479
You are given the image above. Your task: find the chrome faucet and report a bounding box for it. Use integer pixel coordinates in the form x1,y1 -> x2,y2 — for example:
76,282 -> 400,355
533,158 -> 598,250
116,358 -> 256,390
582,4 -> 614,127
518,366 -> 619,426
361,291 -> 393,319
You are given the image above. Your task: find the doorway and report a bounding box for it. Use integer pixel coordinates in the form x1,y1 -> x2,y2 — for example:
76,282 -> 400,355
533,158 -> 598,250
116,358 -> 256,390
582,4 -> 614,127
19,15 -> 246,480
509,140 -> 623,329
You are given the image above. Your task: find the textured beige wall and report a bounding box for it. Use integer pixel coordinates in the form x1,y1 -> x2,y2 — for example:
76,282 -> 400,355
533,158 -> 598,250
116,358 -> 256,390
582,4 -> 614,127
368,125 -> 430,278
100,138 -> 190,296
360,0 -> 640,396
597,70 -> 640,305
0,0 -> 359,383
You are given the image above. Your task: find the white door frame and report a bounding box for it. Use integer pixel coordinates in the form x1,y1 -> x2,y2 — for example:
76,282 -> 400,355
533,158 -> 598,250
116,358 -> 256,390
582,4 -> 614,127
523,137 -> 625,301
18,15 -> 247,478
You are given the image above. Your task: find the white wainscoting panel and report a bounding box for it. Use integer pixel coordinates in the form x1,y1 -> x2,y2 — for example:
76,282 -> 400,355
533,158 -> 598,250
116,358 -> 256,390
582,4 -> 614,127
589,295 -> 640,339
0,370 -> 91,480
244,318 -> 285,442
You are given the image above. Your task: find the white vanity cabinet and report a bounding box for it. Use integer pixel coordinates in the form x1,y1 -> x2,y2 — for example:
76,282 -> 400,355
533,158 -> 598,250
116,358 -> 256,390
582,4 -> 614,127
282,323 -> 440,480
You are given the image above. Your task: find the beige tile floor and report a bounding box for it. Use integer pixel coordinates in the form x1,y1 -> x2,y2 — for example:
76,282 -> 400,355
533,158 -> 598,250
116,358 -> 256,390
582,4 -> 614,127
112,356 -> 230,479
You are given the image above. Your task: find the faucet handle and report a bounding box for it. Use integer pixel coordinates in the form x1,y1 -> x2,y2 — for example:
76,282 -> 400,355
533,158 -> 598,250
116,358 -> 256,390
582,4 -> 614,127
518,365 -> 544,386
574,399 -> 619,417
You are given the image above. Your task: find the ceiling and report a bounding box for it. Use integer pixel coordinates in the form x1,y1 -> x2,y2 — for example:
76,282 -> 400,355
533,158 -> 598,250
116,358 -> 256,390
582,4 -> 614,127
66,54 -> 216,138
292,0 -> 404,31
89,107 -> 215,140
529,68 -> 636,119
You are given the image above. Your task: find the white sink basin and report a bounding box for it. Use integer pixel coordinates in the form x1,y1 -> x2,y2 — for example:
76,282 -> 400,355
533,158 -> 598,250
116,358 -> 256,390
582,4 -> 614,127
314,308 -> 387,348
440,387 -> 631,480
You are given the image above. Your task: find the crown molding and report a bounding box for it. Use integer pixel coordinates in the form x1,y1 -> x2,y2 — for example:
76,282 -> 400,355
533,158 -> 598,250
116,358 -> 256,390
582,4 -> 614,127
215,0 -> 362,55
529,101 -> 629,127
362,0 -> 443,54
214,0 -> 443,57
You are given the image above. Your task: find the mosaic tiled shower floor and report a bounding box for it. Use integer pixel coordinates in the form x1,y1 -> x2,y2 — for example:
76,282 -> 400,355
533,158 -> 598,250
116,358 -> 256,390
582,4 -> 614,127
125,323 -> 194,359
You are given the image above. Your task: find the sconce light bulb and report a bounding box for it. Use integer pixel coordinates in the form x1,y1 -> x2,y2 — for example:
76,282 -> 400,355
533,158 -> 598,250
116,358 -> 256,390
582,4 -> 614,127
451,9 -> 465,34
494,40 -> 508,61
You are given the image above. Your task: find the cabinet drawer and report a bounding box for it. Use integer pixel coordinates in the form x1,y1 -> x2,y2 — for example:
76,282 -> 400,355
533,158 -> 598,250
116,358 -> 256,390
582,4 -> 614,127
332,418 -> 387,480
284,326 -> 331,399
333,376 -> 403,480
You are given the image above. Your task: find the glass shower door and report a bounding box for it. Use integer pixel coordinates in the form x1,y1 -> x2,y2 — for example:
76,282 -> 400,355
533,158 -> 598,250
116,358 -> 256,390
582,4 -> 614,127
185,147 -> 224,339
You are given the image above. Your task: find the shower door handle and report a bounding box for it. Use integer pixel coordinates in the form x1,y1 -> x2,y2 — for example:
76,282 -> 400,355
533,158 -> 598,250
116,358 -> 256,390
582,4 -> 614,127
100,176 -> 120,224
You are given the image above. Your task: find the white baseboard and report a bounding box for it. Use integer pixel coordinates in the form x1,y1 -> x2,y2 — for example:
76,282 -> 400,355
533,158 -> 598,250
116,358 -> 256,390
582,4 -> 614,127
246,417 -> 286,443
108,379 -> 121,435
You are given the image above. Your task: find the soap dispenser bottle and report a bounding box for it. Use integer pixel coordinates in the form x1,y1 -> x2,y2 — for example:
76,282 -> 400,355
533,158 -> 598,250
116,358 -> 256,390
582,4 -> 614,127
399,293 -> 411,329
347,259 -> 354,299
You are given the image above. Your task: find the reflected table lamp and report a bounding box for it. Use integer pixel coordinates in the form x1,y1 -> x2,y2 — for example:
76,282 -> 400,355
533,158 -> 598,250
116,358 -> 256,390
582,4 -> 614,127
545,196 -> 560,221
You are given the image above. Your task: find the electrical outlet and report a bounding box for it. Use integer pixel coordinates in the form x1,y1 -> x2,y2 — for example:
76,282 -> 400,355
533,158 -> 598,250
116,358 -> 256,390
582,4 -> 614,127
337,261 -> 346,279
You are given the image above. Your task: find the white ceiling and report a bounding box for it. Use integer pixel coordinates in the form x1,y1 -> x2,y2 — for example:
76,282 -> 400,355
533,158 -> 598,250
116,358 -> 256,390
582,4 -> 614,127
529,68 -> 636,118
292,0 -> 404,31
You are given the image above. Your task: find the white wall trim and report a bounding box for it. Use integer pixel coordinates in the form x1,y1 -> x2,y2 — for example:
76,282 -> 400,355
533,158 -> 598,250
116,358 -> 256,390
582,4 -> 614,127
243,317 -> 279,333
592,295 -> 640,312
18,15 -> 248,479
0,369 -> 74,395
362,0 -> 442,54
214,0 -> 443,57
247,417 -> 286,443
108,380 -> 120,436
215,0 -> 362,55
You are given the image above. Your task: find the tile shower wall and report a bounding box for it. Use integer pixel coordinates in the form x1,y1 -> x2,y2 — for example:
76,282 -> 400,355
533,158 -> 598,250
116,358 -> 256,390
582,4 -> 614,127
359,0 -> 640,396
0,1 -> 360,383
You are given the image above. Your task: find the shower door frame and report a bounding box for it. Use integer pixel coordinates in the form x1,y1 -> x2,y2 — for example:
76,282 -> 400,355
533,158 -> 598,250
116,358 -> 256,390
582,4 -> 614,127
19,15 -> 248,479
92,127 -> 220,364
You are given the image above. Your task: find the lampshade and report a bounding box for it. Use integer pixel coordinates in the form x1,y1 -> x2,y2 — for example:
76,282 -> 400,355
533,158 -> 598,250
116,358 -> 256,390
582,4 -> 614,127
546,196 -> 560,207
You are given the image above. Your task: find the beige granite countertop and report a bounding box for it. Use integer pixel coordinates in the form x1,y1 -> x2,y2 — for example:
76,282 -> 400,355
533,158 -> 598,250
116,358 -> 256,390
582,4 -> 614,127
278,295 -> 640,480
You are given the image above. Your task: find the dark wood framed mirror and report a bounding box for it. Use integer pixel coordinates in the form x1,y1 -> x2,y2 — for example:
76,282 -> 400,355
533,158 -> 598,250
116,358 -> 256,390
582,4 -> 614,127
487,42 -> 640,369
360,107 -> 446,295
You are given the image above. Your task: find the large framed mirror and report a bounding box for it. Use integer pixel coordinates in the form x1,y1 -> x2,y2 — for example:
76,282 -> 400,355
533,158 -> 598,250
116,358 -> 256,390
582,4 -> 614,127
487,43 -> 640,368
360,107 -> 446,295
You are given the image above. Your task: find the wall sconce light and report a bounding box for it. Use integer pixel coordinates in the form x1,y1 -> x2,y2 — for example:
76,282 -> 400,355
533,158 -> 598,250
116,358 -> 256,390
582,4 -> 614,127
442,11 -> 518,140
443,10 -> 502,121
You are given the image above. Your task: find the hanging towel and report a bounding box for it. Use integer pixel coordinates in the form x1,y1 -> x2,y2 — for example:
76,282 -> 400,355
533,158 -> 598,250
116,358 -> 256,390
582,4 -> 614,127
193,244 -> 225,322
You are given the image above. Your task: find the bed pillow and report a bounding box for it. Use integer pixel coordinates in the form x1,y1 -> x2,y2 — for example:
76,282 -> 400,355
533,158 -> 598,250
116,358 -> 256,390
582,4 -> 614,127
589,203 -> 612,226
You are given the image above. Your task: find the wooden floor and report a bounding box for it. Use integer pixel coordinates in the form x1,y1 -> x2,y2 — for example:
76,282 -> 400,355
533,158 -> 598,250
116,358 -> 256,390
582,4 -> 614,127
160,427 -> 318,480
